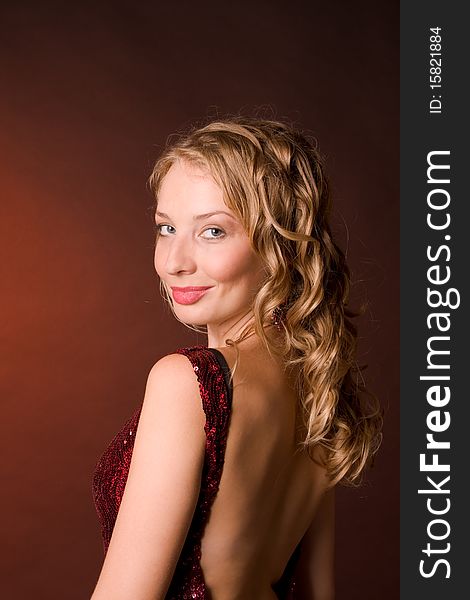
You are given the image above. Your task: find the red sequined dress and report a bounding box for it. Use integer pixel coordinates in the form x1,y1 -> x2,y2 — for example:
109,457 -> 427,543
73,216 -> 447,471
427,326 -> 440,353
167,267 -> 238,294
92,345 -> 299,599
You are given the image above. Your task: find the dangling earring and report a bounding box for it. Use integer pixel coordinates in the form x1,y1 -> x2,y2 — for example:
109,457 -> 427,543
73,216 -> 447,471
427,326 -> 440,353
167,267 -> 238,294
271,301 -> 288,331
271,287 -> 302,330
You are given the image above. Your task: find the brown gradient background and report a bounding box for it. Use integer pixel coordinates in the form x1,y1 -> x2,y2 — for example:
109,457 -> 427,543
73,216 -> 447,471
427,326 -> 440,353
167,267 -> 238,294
0,1 -> 398,598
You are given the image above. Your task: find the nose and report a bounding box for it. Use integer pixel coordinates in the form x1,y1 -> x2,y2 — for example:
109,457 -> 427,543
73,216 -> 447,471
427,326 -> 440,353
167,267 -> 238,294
160,234 -> 196,275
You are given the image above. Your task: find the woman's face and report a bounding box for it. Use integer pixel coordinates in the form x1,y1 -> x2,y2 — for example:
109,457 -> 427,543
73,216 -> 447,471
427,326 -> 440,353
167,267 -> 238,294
154,160 -> 266,329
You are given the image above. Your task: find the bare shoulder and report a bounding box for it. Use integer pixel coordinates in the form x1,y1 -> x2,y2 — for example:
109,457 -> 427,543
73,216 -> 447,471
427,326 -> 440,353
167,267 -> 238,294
145,351 -> 202,393
91,351 -> 206,599
147,351 -> 198,381
142,352 -> 205,424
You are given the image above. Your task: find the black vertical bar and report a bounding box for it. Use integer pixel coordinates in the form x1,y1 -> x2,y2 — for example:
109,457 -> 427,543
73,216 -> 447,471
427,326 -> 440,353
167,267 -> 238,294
401,2 -> 468,597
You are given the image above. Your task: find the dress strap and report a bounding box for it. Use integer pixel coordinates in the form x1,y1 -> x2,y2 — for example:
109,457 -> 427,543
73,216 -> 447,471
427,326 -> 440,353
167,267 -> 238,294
174,345 -> 232,432
165,344 -> 234,599
206,347 -> 233,404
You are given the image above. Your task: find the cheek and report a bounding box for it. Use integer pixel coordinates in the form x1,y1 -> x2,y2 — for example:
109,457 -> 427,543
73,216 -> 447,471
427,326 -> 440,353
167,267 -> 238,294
153,245 -> 165,276
208,243 -> 262,287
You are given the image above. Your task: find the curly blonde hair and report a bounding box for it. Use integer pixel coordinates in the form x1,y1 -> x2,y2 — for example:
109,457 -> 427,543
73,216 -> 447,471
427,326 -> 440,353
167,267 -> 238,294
149,115 -> 383,487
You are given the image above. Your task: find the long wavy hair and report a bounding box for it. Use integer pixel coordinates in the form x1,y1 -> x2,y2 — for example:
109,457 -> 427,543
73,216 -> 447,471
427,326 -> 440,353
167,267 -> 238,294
148,115 -> 383,487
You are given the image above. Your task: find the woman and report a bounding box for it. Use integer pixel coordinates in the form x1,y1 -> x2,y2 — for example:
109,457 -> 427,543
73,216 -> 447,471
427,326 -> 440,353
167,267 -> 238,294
91,116 -> 383,599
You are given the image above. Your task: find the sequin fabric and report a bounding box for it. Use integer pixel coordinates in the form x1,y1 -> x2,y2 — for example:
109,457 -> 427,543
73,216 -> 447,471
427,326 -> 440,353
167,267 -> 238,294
92,345 -> 297,599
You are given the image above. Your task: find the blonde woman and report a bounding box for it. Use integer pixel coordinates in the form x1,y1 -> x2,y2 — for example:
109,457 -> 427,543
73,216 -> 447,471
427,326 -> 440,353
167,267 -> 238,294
91,116 -> 383,600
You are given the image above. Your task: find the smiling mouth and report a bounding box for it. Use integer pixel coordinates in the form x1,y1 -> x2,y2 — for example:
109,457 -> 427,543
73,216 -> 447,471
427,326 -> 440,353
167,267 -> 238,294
170,286 -> 213,305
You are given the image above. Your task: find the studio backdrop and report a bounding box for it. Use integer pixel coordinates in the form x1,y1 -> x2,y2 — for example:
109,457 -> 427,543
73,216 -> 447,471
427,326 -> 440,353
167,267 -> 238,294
0,2 -> 399,598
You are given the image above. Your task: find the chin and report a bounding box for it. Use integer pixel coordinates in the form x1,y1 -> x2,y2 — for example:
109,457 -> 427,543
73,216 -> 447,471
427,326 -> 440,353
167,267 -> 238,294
172,306 -> 208,323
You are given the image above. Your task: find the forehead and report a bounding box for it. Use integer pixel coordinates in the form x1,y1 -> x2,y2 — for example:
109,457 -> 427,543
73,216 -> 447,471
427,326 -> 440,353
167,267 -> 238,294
157,160 -> 226,211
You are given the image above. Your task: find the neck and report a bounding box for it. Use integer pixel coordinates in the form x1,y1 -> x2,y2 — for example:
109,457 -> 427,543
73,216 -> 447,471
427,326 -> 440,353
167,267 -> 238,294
206,312 -> 256,348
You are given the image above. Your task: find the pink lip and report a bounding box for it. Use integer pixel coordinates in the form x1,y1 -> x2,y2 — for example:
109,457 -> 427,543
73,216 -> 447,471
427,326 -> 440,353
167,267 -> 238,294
170,286 -> 213,305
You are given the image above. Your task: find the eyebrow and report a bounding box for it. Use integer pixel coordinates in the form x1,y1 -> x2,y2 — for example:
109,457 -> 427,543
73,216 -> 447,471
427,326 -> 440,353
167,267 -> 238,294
155,210 -> 236,221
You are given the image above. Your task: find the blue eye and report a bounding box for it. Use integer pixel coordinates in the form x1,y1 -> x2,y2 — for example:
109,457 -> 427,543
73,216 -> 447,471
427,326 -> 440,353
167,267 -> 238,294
155,224 -> 225,239
156,224 -> 174,236
202,227 -> 225,239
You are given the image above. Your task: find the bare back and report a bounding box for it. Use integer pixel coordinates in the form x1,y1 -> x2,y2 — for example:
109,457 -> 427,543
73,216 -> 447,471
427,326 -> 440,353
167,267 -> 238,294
199,339 -> 331,599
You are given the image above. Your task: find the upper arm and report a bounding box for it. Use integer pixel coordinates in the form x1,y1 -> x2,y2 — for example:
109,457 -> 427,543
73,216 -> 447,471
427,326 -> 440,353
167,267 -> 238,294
91,353 -> 207,600
294,486 -> 335,600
